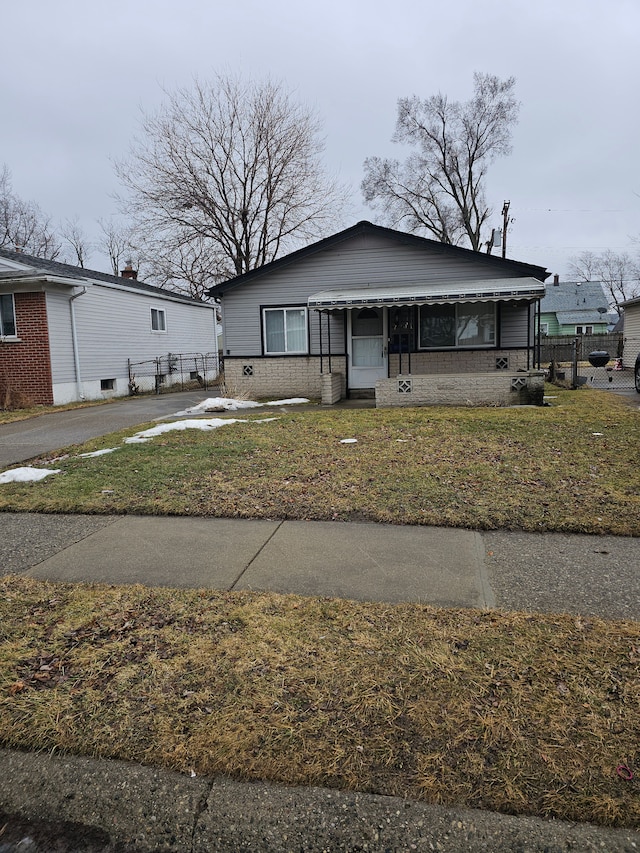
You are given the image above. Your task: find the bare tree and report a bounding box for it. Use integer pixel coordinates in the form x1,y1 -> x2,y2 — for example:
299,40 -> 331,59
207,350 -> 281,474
115,73 -> 349,292
97,217 -> 141,278
362,73 -> 519,251
568,249 -> 640,311
60,216 -> 92,267
0,165 -> 61,259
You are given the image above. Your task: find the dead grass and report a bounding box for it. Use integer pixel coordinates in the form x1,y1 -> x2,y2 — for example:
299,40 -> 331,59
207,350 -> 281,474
0,575 -> 638,828
0,387 -> 638,535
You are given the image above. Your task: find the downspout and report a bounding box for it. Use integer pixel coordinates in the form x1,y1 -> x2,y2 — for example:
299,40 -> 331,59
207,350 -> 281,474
69,287 -> 87,400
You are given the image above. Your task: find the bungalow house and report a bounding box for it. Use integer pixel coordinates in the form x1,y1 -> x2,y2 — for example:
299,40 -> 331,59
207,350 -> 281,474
208,221 -> 550,407
0,248 -> 218,406
537,277 -> 612,336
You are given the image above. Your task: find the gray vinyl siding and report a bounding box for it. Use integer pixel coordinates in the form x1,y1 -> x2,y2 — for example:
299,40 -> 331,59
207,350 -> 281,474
48,283 -> 216,383
222,233 -> 524,356
500,303 -> 533,348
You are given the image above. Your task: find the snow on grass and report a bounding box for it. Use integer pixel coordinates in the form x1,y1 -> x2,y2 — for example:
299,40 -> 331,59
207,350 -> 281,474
79,448 -> 118,458
175,397 -> 309,415
0,466 -> 61,484
124,417 -> 278,444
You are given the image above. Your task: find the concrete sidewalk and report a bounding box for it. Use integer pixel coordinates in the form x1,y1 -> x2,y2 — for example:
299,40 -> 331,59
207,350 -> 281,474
1,512 -> 640,851
1,512 -> 639,620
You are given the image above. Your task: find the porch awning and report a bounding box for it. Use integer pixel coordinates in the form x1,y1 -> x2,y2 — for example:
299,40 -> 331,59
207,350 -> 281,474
308,277 -> 545,310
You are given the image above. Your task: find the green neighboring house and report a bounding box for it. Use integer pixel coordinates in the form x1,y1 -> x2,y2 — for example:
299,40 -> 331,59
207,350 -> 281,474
537,277 -> 611,336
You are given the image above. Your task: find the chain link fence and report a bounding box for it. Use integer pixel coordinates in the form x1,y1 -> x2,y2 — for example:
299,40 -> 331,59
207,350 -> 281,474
539,334 -> 634,390
127,352 -> 221,395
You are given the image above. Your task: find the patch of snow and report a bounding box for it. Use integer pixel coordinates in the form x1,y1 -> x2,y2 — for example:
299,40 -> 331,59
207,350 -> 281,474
124,417 -> 277,444
340,438 -> 358,444
591,432 -> 604,436
0,466 -> 61,484
79,448 -> 118,458
266,398 -> 309,406
176,397 -> 309,415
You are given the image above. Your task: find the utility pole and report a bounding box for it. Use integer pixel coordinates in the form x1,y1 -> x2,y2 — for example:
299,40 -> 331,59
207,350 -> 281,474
501,201 -> 510,259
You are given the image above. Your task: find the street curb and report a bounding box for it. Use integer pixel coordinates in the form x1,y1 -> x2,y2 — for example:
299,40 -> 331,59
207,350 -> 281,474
1,748 -> 639,852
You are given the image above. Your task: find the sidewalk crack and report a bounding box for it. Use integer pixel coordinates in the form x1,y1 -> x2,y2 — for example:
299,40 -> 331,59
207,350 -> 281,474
189,778 -> 215,853
228,520 -> 284,590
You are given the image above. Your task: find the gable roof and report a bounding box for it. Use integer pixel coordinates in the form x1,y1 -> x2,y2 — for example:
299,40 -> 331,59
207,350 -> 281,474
207,221 -> 550,298
539,280 -> 610,317
0,247 -> 208,306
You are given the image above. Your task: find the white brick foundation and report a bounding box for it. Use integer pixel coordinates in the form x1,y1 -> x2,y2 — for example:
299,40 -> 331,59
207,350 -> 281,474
376,371 -> 545,407
223,357 -> 346,400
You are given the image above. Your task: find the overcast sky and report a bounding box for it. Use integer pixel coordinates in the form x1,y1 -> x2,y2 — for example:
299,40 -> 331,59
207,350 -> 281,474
2,0 -> 638,279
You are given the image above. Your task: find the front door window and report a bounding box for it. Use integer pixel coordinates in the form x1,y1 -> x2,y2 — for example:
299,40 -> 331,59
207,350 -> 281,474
352,308 -> 384,366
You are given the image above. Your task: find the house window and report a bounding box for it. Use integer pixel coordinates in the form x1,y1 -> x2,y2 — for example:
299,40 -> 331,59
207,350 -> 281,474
418,303 -> 496,349
539,322 -> 548,335
0,294 -> 16,337
263,307 -> 308,354
151,308 -> 166,332
576,325 -> 593,335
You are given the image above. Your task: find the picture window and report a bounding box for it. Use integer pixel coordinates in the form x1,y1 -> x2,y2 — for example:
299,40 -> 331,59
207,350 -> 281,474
263,307 -> 308,354
418,303 -> 496,349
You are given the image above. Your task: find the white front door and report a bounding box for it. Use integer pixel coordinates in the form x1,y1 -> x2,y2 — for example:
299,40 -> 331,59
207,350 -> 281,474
348,307 -> 388,389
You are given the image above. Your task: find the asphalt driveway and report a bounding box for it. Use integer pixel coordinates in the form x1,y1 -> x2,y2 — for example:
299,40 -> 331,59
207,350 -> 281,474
0,390 -> 212,468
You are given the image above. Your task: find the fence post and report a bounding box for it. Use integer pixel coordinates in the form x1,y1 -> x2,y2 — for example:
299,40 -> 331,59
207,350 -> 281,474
571,338 -> 579,389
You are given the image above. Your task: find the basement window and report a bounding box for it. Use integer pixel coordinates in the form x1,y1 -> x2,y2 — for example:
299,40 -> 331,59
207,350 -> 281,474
100,378 -> 116,391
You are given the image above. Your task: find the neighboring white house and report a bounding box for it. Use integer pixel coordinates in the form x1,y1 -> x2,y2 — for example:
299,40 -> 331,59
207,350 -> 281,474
621,294 -> 640,370
208,221 -> 550,407
0,248 -> 219,405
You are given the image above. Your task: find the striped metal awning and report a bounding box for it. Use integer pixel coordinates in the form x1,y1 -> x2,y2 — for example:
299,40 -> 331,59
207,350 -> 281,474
308,277 -> 545,310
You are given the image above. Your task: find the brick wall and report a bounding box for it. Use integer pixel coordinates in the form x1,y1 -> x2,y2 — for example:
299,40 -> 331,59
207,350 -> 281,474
389,349 -> 531,375
223,356 -> 346,400
0,293 -> 53,405
376,371 -> 545,408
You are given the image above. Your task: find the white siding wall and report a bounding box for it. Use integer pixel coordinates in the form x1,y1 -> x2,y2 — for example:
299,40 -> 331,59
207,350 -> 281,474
623,303 -> 640,367
222,233 -> 525,356
47,283 -> 217,403
46,290 -> 76,385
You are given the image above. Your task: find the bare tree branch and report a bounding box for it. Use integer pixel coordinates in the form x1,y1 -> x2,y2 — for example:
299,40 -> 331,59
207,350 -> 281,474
362,73 -> 519,251
115,73 -> 350,294
60,216 -> 92,267
0,165 -> 61,259
568,249 -> 640,311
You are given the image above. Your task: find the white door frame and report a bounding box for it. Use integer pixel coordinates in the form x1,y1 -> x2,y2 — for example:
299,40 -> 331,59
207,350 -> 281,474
347,307 -> 388,389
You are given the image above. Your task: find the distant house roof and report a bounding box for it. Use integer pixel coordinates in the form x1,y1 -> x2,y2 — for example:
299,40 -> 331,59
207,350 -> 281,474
556,310 -> 610,325
0,247 -> 208,306
539,280 -> 609,319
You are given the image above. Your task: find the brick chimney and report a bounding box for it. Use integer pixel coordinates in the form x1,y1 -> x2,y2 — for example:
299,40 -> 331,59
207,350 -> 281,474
120,260 -> 138,280
553,274 -> 559,286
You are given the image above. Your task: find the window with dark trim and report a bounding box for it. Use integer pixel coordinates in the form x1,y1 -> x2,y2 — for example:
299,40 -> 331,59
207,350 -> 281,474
418,303 -> 496,349
0,293 -> 16,337
263,307 -> 308,354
